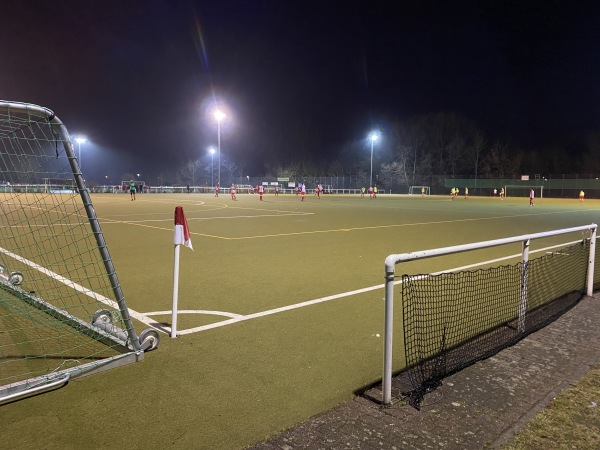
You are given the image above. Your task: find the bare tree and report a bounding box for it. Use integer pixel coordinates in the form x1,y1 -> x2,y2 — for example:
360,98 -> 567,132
379,160 -> 410,189
581,133 -> 600,173
221,158 -> 240,186
397,118 -> 428,185
482,141 -> 510,178
446,136 -> 466,178
328,159 -> 346,176
469,131 -> 486,183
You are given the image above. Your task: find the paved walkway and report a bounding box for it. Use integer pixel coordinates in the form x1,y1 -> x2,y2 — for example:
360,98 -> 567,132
254,294 -> 600,449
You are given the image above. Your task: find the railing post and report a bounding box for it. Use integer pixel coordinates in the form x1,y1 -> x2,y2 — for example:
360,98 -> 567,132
519,239 -> 530,333
383,263 -> 396,405
588,226 -> 596,296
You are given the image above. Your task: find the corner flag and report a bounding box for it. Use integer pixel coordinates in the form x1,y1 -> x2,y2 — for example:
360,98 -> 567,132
174,206 -> 193,250
172,206 -> 192,338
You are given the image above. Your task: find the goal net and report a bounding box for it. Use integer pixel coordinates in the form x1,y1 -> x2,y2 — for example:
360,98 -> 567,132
0,101 -> 159,404
505,185 -> 544,198
408,186 -> 430,195
381,224 -> 597,408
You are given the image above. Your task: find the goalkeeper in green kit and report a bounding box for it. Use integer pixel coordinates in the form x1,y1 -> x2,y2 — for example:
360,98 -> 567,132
129,180 -> 136,201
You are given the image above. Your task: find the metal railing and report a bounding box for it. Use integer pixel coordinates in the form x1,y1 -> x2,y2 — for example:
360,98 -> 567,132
382,224 -> 597,405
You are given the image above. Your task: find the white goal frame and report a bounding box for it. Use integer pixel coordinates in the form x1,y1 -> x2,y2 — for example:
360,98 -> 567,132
381,223 -> 597,405
0,101 -> 159,405
408,186 -> 430,195
505,185 -> 544,198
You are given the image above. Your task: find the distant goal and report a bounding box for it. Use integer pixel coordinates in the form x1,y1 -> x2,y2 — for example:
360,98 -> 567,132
408,186 -> 430,195
505,185 -> 544,199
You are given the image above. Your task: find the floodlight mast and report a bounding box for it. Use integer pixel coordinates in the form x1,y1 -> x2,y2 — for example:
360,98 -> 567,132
214,110 -> 226,187
369,132 -> 379,188
75,137 -> 87,172
209,147 -> 216,187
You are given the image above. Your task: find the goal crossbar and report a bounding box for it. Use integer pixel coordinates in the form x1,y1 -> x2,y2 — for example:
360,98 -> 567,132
408,186 -> 430,195
505,184 -> 544,198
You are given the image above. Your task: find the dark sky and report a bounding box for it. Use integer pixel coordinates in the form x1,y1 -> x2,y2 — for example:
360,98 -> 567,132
2,0 -> 600,182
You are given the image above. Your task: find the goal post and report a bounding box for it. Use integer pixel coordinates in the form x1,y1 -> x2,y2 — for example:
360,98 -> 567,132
43,178 -> 76,194
505,185 -> 544,198
408,186 -> 430,195
382,224 -> 597,407
0,101 -> 159,404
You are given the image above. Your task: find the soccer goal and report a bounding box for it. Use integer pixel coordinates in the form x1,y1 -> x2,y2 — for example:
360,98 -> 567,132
408,186 -> 430,195
0,101 -> 159,404
381,224 -> 597,407
505,185 -> 544,198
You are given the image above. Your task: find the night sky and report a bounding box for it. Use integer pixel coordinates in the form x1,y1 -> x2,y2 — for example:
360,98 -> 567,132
2,1 -> 600,183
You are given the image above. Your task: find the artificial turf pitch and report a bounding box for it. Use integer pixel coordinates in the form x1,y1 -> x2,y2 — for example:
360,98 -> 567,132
1,192 -> 598,449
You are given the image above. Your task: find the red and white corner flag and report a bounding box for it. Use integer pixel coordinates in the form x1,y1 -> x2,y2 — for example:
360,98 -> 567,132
174,206 -> 193,250
172,206 -> 192,338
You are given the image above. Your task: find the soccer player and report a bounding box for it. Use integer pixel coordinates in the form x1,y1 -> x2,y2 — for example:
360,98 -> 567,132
373,185 -> 378,198
215,184 -> 220,197
464,187 -> 469,199
230,184 -> 237,200
301,182 -> 306,201
361,187 -> 365,198
258,184 -> 264,201
129,180 -> 136,201
421,187 -> 425,197
529,188 -> 535,206
275,186 -> 279,197
368,186 -> 374,199
580,190 -> 585,202
500,188 -> 505,200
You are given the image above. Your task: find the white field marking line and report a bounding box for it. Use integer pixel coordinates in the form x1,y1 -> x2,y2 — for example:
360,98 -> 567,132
95,205 -> 230,219
175,285 -> 382,335
172,239 -> 583,335
186,211 -> 314,220
95,196 -> 214,208
1,224 -> 77,228
96,195 -> 229,207
99,200 -> 588,241
211,216 -> 587,241
0,246 -> 157,329
98,211 -> 314,224
145,310 -> 244,319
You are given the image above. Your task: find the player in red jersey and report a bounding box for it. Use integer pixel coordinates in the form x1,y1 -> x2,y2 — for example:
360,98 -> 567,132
529,188 -> 535,206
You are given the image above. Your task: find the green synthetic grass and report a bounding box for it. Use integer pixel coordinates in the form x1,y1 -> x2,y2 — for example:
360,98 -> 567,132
1,193 -> 599,449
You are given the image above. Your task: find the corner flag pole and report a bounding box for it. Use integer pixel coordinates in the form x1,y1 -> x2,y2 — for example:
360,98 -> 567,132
172,206 -> 193,338
172,244 -> 181,338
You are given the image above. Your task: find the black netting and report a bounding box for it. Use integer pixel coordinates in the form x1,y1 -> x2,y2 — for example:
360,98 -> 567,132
401,240 -> 588,408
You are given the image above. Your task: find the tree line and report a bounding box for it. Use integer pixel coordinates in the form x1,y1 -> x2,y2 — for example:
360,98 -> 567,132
139,112 -> 600,189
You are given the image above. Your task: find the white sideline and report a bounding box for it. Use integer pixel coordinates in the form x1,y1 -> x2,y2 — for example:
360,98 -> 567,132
169,240 -> 580,335
1,240 -> 581,336
0,246 -> 156,328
